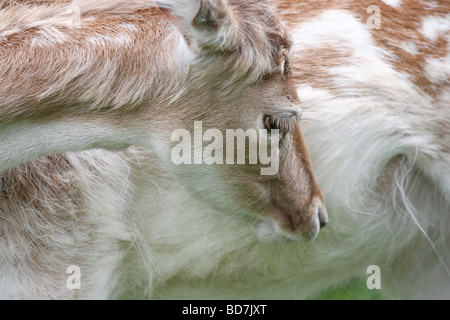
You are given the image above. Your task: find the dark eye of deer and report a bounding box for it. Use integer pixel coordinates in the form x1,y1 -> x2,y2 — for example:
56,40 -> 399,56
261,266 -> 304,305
264,114 -> 277,131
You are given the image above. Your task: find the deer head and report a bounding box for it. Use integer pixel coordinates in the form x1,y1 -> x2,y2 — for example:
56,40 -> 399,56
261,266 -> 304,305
153,0 -> 327,242
0,0 -> 326,242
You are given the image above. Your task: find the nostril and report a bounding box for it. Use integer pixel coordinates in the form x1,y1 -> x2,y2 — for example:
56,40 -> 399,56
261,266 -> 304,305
318,208 -> 328,229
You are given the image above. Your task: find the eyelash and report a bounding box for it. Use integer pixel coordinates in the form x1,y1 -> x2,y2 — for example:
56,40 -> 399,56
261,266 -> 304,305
264,114 -> 274,130
263,114 -> 297,136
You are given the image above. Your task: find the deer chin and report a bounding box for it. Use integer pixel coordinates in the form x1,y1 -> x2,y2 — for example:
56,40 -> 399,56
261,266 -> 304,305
253,217 -> 320,244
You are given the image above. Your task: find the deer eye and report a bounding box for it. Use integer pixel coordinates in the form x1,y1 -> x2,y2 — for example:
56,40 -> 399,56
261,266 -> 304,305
264,114 -> 276,131
263,110 -> 301,138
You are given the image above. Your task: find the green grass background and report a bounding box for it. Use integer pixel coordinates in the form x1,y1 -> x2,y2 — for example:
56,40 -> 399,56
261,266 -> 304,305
313,279 -> 390,300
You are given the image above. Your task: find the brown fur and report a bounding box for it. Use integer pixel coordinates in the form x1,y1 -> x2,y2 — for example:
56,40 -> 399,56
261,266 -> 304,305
0,0 -> 448,300
0,0 -> 325,275
275,0 -> 449,97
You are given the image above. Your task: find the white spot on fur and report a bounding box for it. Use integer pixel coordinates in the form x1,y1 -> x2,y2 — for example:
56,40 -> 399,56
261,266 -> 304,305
399,41 -> 420,55
292,10 -> 389,61
86,33 -> 133,47
381,0 -> 402,7
424,54 -> 450,85
30,30 -> 68,47
119,23 -> 139,33
421,0 -> 444,10
420,15 -> 450,41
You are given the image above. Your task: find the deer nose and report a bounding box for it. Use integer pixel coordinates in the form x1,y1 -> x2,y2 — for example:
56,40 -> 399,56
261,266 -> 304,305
318,206 -> 328,229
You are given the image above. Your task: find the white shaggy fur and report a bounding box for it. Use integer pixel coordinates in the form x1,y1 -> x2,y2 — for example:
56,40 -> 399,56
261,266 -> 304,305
381,0 -> 402,7
112,3 -> 450,299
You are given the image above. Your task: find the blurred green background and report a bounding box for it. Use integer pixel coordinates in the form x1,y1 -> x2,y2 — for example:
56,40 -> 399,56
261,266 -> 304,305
313,278 -> 390,300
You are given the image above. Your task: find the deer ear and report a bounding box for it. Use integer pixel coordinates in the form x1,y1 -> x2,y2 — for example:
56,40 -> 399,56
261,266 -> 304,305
156,0 -> 235,52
